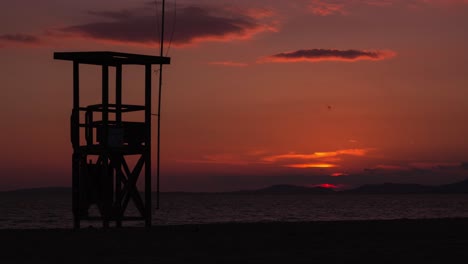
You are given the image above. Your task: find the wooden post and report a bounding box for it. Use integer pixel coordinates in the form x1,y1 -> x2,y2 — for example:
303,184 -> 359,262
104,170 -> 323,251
145,64 -> 152,228
115,64 -> 123,228
72,61 -> 80,229
102,65 -> 110,228
116,64 -> 122,124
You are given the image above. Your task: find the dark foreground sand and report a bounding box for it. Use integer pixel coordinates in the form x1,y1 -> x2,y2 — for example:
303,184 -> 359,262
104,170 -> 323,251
2,218 -> 468,263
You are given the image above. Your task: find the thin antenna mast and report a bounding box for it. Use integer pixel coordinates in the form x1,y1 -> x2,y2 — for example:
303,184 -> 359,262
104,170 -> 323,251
157,0 -> 166,209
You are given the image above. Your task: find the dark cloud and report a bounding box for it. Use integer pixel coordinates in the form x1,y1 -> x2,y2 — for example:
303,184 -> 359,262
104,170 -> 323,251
55,5 -> 274,46
261,49 -> 396,63
0,34 -> 41,45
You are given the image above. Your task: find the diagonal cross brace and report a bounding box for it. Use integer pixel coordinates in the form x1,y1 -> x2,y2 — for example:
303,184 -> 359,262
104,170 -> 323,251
117,155 -> 147,217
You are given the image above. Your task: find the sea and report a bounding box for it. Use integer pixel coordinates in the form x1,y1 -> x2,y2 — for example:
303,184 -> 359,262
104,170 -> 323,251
1,192 -> 468,229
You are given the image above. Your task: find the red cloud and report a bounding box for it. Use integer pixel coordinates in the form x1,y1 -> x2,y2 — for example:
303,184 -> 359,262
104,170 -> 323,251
308,0 -> 347,16
331,172 -> 349,177
245,8 -> 276,19
264,148 -> 373,169
285,163 -> 338,169
263,148 -> 372,163
261,49 -> 396,63
178,148 -> 372,170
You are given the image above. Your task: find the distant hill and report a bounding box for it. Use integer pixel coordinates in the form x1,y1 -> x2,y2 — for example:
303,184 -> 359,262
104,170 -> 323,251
234,184 -> 336,194
344,179 -> 468,194
344,183 -> 433,194
434,179 -> 468,193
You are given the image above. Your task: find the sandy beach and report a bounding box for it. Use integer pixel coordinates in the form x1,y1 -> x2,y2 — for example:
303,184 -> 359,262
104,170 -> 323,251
2,218 -> 468,263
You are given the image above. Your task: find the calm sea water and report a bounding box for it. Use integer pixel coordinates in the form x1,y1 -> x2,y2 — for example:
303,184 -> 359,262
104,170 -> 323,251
1,193 -> 468,229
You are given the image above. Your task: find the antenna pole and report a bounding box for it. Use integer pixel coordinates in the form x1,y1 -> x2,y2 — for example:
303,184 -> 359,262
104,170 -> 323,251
156,0 -> 165,210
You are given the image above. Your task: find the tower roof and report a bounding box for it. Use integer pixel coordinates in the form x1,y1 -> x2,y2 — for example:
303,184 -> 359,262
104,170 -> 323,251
54,51 -> 171,66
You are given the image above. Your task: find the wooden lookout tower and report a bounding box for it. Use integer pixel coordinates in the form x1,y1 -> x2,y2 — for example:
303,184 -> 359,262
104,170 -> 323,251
54,51 -> 170,228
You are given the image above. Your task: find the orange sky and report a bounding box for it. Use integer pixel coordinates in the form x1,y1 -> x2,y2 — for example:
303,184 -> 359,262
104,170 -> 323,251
1,0 -> 468,191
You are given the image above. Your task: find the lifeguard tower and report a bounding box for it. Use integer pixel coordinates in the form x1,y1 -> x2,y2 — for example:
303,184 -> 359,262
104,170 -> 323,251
54,51 -> 170,228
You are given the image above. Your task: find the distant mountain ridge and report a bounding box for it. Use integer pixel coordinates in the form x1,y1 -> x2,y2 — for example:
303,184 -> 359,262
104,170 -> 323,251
344,183 -> 433,194
3,178 -> 468,195
235,179 -> 468,194
344,179 -> 468,194
434,179 -> 468,193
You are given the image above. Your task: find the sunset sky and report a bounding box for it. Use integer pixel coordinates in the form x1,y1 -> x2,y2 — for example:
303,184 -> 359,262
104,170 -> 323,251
1,0 -> 468,191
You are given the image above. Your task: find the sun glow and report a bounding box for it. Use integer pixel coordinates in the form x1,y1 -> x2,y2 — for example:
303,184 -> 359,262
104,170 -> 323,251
285,163 -> 337,169
331,172 -> 348,177
262,148 -> 372,163
316,183 -> 338,189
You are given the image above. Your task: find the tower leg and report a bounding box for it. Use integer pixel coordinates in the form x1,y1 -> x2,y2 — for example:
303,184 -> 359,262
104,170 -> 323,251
145,64 -> 152,229
73,217 -> 80,229
72,152 -> 80,229
115,155 -> 123,228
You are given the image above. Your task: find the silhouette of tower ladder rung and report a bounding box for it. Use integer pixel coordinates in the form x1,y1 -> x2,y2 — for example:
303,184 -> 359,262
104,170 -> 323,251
54,51 -> 170,228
